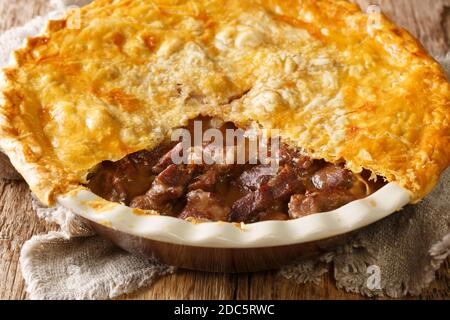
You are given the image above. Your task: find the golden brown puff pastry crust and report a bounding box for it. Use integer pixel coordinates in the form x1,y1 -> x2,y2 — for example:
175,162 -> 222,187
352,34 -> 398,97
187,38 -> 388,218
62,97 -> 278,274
0,0 -> 449,205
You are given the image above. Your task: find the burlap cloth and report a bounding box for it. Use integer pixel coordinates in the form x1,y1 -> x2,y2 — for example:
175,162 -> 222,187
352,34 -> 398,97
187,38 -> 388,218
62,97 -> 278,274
0,0 -> 448,300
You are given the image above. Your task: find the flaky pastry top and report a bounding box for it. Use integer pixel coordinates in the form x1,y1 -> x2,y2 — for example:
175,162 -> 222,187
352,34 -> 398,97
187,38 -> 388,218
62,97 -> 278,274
0,0 -> 449,205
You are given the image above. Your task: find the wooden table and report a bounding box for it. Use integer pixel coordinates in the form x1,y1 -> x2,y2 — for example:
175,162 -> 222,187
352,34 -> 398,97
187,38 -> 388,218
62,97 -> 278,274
0,0 -> 449,300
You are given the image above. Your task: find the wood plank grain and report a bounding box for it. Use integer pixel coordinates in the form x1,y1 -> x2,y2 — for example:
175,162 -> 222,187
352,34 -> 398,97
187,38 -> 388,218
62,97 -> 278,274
0,0 -> 448,300
126,271 -> 239,300
0,181 -> 58,300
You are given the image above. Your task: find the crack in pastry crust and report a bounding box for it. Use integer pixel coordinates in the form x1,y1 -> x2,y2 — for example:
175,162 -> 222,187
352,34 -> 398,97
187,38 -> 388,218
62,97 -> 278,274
0,0 -> 449,206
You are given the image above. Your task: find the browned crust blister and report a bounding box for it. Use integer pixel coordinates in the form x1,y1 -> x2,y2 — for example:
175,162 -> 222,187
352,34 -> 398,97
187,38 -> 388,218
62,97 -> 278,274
0,0 -> 449,206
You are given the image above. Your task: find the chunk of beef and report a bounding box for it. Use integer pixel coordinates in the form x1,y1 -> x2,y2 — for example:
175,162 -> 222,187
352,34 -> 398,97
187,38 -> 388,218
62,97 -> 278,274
87,147 -> 175,204
311,164 -> 355,191
267,165 -> 305,201
128,195 -> 173,214
186,148 -> 244,192
179,190 -> 231,221
155,164 -> 193,191
154,141 -> 238,175
130,164 -> 194,213
288,191 -> 357,219
278,143 -> 317,173
230,184 -> 273,222
188,169 -> 217,192
87,162 -> 127,204
238,165 -> 273,191
202,143 -> 243,173
152,142 -> 184,173
230,164 -> 304,222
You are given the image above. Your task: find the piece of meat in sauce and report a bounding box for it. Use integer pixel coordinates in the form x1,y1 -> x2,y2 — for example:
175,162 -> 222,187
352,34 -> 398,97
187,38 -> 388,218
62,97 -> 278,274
152,142 -> 183,174
238,165 -> 273,191
130,164 -> 194,213
154,140 -> 238,174
310,164 -> 355,191
278,143 -> 321,175
230,165 -> 305,222
230,184 -> 273,223
186,147 -> 243,192
87,148 -> 171,204
268,164 -> 305,201
288,191 -> 357,218
179,190 -> 231,221
188,169 -> 217,192
289,164 -> 367,218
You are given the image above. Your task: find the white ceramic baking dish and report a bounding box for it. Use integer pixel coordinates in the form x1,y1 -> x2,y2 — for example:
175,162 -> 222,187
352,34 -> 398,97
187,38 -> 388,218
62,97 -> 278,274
55,183 -> 411,271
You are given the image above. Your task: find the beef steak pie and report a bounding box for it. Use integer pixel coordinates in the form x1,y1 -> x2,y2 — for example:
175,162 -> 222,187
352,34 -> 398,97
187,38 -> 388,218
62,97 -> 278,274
1,0 -> 449,228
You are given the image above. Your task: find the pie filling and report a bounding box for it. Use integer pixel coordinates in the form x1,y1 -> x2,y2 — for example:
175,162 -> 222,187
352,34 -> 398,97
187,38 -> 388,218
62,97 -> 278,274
87,118 -> 386,223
